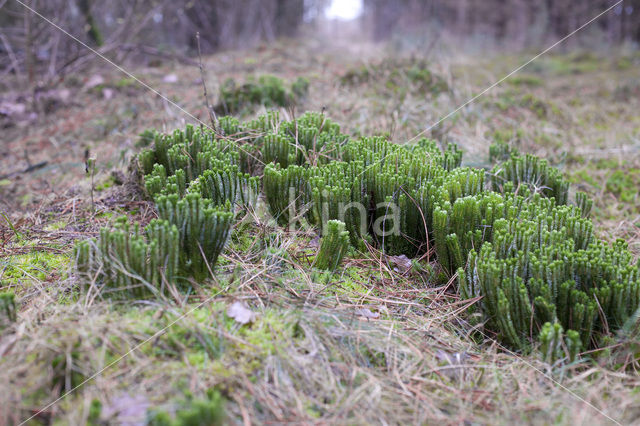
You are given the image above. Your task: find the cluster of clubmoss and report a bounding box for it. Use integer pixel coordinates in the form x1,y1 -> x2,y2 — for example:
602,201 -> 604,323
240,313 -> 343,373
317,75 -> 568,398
215,75 -> 309,114
254,112 -> 638,354
73,110 -> 640,356
75,124 -> 259,296
314,220 -> 350,272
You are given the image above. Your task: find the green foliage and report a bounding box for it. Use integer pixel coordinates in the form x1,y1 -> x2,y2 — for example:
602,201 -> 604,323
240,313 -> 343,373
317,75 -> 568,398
75,218 -> 180,298
491,153 -> 570,204
508,74 -> 543,87
0,291 -> 17,327
538,321 -> 581,363
87,399 -> 102,425
458,212 -> 638,350
216,75 -> 308,114
489,141 -> 513,163
148,389 -> 225,426
314,220 -> 350,271
606,168 -> 640,204
576,191 -> 593,218
263,163 -> 312,226
156,194 -> 234,281
75,109 -> 640,352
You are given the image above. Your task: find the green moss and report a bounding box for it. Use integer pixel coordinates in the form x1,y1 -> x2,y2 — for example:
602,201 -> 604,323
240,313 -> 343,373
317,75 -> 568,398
115,77 -> 136,88
44,221 -> 68,232
508,74 -> 543,87
569,169 -> 600,189
0,249 -> 70,287
606,169 -> 640,204
147,389 -> 225,426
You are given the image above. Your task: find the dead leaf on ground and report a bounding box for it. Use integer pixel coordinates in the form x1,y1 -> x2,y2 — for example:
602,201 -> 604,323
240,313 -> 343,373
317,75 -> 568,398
163,73 -> 179,83
102,393 -> 149,426
355,307 -> 380,319
227,301 -> 256,324
389,254 -> 412,274
84,74 -> 105,90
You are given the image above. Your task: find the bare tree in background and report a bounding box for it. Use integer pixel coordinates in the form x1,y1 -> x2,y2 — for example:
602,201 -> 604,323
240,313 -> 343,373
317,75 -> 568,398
363,0 -> 640,47
0,0 -> 306,88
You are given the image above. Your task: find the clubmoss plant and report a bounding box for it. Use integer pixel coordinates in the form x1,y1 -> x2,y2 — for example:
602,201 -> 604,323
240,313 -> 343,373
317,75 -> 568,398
314,220 -> 350,272
491,153 -> 570,204
75,217 -> 180,298
539,321 -> 581,363
155,193 -> 234,281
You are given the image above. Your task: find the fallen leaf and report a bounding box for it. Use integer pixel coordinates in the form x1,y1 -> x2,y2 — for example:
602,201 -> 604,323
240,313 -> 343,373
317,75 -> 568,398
163,73 -> 178,83
0,101 -> 26,116
102,393 -> 149,426
102,88 -> 115,100
227,301 -> 256,324
389,254 -> 412,274
355,307 -> 380,319
84,74 -> 105,89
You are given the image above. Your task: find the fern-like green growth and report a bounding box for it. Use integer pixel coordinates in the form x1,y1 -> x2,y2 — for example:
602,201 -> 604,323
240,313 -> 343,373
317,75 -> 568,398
491,153 -> 570,204
156,193 -> 234,281
76,110 -> 640,353
314,220 -> 350,272
539,321 -> 581,363
75,217 -> 180,298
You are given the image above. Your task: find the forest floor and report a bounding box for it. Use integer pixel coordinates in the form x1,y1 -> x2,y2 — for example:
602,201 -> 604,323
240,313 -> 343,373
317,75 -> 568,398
1,38 -> 640,425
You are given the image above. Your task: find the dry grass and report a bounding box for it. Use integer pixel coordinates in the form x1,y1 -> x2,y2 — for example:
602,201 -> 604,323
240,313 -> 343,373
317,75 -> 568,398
1,38 -> 640,424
